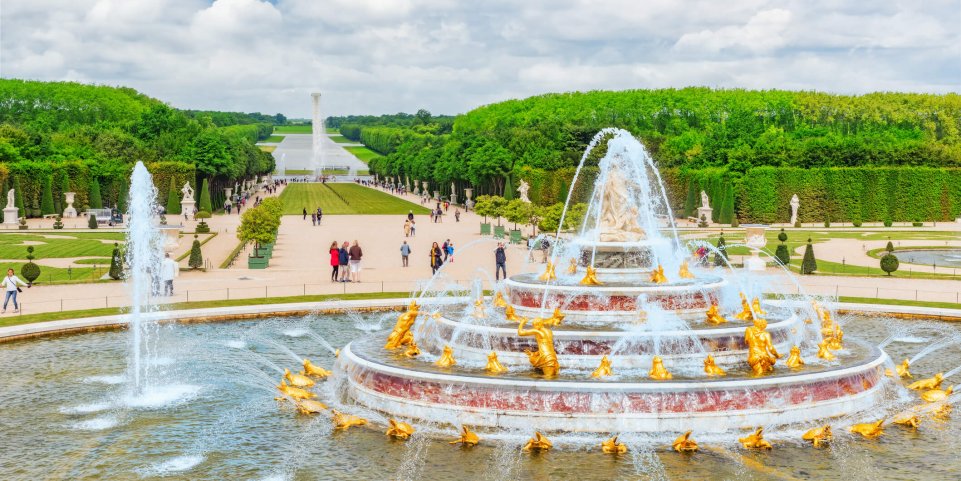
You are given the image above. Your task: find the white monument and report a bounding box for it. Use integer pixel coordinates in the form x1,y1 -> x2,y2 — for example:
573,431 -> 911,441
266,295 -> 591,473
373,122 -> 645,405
744,225 -> 768,271
790,194 -> 800,225
3,189 -> 19,225
598,164 -> 645,241
517,179 -> 531,203
63,192 -> 77,218
697,191 -> 713,225
311,92 -> 325,176
180,182 -> 196,220
450,182 -> 458,205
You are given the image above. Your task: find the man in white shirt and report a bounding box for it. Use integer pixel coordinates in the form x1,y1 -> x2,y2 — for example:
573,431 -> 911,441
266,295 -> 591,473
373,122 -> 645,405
161,253 -> 179,296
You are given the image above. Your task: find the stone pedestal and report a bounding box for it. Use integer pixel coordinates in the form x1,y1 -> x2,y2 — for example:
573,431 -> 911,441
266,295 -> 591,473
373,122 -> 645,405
181,200 -> 196,220
696,207 -> 713,225
63,192 -> 78,218
451,193 -> 458,205
225,188 -> 233,199
3,207 -> 19,226
744,224 -> 768,271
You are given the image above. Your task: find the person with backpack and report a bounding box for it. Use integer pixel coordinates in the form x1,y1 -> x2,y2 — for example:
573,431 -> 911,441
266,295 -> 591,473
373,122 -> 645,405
442,240 -> 449,262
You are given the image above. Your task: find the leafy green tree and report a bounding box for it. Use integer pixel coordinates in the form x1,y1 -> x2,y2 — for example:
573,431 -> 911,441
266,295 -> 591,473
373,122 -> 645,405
415,109 -> 432,125
14,177 -> 25,218
21,246 -> 40,284
473,195 -> 495,223
109,242 -> 123,280
198,178 -> 212,213
503,198 -> 531,230
89,178 -> 102,209
801,238 -> 817,274
117,180 -> 128,212
40,175 -> 55,216
165,178 -> 181,215
880,253 -> 899,276
188,234 -> 204,269
713,233 -> 728,266
237,205 -> 279,255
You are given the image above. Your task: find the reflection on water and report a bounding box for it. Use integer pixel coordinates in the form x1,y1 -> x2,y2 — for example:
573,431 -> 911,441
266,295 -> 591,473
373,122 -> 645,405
1,313 -> 960,480
895,249 -> 961,268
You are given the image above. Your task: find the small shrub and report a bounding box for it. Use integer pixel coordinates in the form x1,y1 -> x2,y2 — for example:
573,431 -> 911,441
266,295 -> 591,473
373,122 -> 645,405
880,253 -> 899,276
188,234 -> 204,269
88,214 -> 98,229
108,243 -> 123,280
852,220 -> 862,227
713,233 -> 728,266
18,217 -> 27,230
774,228 -> 790,266
793,221 -> 801,228
883,219 -> 893,227
801,238 -> 817,274
885,241 -> 894,252
195,210 -> 211,233
731,216 -> 739,228
21,246 -> 41,284
777,228 -> 788,243
912,222 -> 923,227
823,219 -> 831,228
698,214 -> 709,228
53,214 -> 63,230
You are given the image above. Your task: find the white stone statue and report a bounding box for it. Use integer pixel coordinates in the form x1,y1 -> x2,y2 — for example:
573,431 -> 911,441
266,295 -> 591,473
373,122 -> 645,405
599,164 -> 645,241
790,194 -> 800,225
700,191 -> 710,209
5,189 -> 14,209
181,182 -> 194,201
517,179 -> 531,203
2,189 -> 17,225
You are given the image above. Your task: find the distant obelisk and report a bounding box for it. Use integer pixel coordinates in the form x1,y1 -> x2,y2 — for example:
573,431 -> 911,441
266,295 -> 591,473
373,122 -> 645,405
311,92 -> 324,177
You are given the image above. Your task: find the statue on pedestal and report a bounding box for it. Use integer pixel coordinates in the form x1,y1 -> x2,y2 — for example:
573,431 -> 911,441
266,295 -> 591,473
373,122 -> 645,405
181,182 -> 195,201
6,189 -> 14,209
599,164 -> 645,241
790,194 -> 800,225
517,179 -> 531,203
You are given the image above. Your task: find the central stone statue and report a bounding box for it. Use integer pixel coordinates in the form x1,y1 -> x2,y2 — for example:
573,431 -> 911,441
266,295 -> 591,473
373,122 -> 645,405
599,163 -> 645,241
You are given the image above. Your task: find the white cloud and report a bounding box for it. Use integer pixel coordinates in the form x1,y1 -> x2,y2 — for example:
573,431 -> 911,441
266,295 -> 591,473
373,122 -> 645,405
0,0 -> 958,117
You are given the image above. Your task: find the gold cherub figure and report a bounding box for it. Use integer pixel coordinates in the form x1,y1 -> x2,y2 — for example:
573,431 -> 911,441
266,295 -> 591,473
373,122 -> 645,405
493,291 -> 508,308
485,352 -> 508,374
404,341 -> 421,358
738,427 -> 773,450
745,317 -> 780,375
580,266 -> 603,285
752,297 -> 767,315
276,380 -> 315,400
801,425 -> 832,447
504,304 -> 520,322
450,425 -> 480,446
649,356 -> 673,380
907,373 -> 943,391
301,359 -> 332,378
735,292 -> 754,321
678,260 -> 695,279
703,354 -> 726,376
848,419 -> 884,439
672,431 -> 698,453
601,436 -> 628,454
435,345 -> 457,368
545,307 -> 565,326
567,257 -> 578,274
825,324 -> 844,350
518,317 -> 560,377
896,359 -> 912,378
705,303 -> 727,325
538,262 -> 557,281
385,301 -> 419,349
785,346 -> 805,368
284,368 -> 315,388
386,419 -> 415,439
592,355 -> 613,378
473,298 -> 487,318
522,432 -> 552,452
649,265 -> 668,284
816,339 -> 836,361
331,410 -> 367,431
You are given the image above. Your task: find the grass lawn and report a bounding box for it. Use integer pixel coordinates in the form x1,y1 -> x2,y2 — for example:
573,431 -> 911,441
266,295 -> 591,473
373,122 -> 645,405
274,125 -> 312,134
0,262 -> 109,284
259,145 -> 277,153
283,169 -> 314,175
279,183 -> 430,215
322,169 -> 349,175
329,135 -> 354,144
325,127 -> 339,134
357,170 -> 370,176
72,258 -> 112,265
0,232 -> 123,259
262,135 -> 285,143
343,145 -> 382,164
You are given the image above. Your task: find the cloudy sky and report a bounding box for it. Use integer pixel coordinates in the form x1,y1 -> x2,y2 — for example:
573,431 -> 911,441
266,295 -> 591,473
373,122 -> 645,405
2,0 -> 959,117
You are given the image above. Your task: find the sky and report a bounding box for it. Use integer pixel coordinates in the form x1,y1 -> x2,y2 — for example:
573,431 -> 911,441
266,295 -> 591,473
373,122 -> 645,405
2,0 -> 959,118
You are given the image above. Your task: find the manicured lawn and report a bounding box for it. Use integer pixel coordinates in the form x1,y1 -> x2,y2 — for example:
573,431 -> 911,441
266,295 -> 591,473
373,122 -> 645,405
262,135 -> 285,143
357,170 -> 370,176
343,145 -> 382,164
279,183 -> 430,215
0,233 -> 123,259
283,169 -> 314,175
0,262 -> 109,284
325,127 -> 339,134
329,135 -> 354,144
72,258 -> 112,265
274,125 -> 312,134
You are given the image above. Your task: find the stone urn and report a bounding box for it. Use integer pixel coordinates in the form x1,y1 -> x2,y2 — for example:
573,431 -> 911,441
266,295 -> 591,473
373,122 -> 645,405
743,225 -> 768,271
63,192 -> 78,218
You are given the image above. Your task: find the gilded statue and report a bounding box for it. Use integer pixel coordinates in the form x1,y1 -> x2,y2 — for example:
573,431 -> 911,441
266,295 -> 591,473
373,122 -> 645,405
598,163 -> 646,242
649,265 -> 667,284
649,356 -> 672,380
473,298 -> 487,318
672,431 -> 698,453
546,307 -> 565,326
485,352 -> 508,374
785,346 -> 805,368
801,425 -> 832,447
592,355 -> 613,378
301,359 -> 332,378
284,368 -> 315,388
703,354 -> 726,376
568,257 -> 578,274
294,399 -> 327,415
848,419 -> 884,439
386,419 -> 415,439
601,436 -> 628,454
538,262 -> 557,281
816,339 -> 836,361
522,432 -> 552,452
385,301 -> 419,349
745,317 -> 780,375
921,385 -> 953,403
580,266 -> 603,285
752,297 -> 767,315
907,373 -> 943,391
738,427 -> 773,450
493,291 -> 508,308
518,317 -> 560,377
404,341 -> 421,358
825,324 -> 844,350
892,412 -> 921,428
331,410 -> 367,431
276,381 -> 315,400
735,292 -> 754,321
896,359 -> 912,378
505,304 -> 520,322
450,425 -> 480,446
435,345 -> 457,368
705,303 -> 727,325
678,260 -> 695,279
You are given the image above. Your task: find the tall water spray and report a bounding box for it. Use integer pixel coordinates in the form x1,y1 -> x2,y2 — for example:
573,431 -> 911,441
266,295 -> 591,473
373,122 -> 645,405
126,162 -> 164,392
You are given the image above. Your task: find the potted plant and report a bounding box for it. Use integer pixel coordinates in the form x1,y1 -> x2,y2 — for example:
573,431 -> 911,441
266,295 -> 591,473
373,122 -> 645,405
238,205 -> 279,269
504,199 -> 530,244
490,196 -> 508,238
474,195 -> 494,235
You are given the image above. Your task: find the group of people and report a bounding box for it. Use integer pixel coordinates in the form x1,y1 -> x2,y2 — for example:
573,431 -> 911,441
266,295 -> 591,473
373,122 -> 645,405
304,207 -> 324,226
426,239 -> 455,274
328,240 -> 363,282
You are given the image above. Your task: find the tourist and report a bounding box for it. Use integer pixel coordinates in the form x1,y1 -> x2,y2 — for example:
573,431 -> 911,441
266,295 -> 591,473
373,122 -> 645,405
407,210 -> 414,222
447,241 -> 455,263
442,239 -> 450,262
161,252 -> 178,296
1,268 -> 27,313
349,240 -> 363,282
404,219 -> 412,237
317,207 -> 323,226
400,241 -> 411,267
410,220 -> 416,236
430,242 -> 443,274
302,207 -> 308,220
338,242 -> 350,282
311,212 -> 317,226
494,243 -> 507,280
328,242 -> 339,281
454,209 -> 460,222
224,200 -> 231,215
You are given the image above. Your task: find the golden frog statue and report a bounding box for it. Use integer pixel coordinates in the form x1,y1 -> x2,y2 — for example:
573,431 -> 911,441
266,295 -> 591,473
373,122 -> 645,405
473,298 -> 487,318
385,301 -> 419,349
738,427 -> 773,450
493,291 -> 508,308
703,354 -> 726,376
567,257 -> 578,274
705,303 -> 727,325
276,380 -> 315,400
745,317 -> 780,375
546,307 -> 565,326
735,292 -> 754,321
518,317 -> 560,377
816,339 -> 836,361
435,345 -> 457,368
485,352 -> 508,374
301,359 -> 332,378
649,265 -> 668,284
404,341 -> 421,358
284,368 -> 316,388
678,260 -> 695,279
294,399 -> 327,415
331,410 -> 367,431
522,432 -> 552,452
386,419 -> 415,439
672,431 -> 698,453
848,419 -> 884,439
592,355 -> 613,378
538,262 -> 557,281
601,436 -> 628,454
580,266 -> 603,285
649,355 -> 673,380
505,304 -> 520,322
801,425 -> 832,447
892,412 -> 921,428
907,373 -> 943,391
896,359 -> 912,378
825,324 -> 844,350
785,345 -> 805,368
752,297 -> 767,315
450,425 -> 480,447
921,385 -> 953,403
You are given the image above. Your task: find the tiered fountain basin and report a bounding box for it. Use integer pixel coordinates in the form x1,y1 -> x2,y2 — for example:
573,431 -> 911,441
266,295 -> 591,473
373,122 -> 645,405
339,336 -> 891,433
505,274 -> 726,323
421,312 -> 802,368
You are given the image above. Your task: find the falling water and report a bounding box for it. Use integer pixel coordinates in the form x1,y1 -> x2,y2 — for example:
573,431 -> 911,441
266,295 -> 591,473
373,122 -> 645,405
126,161 -> 164,393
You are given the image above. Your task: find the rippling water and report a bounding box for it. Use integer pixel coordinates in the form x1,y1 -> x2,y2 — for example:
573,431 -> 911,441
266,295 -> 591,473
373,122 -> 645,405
1,312 -> 959,480
895,249 -> 961,268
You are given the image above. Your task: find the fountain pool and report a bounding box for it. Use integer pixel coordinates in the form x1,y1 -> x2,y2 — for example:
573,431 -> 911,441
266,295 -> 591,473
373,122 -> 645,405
894,249 -> 961,268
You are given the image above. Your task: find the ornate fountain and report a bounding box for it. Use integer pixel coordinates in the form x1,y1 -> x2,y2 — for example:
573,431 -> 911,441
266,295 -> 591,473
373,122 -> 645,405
334,129 -> 894,434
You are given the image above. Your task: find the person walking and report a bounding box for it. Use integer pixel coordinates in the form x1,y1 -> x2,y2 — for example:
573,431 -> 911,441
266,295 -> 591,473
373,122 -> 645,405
404,219 -> 411,237
302,207 -> 308,220
442,239 -> 449,262
447,241 -> 455,263
1,268 -> 27,313
224,200 -> 232,215
430,242 -> 443,275
328,241 -> 340,281
161,252 -> 179,296
410,220 -> 416,237
348,240 -> 363,282
494,243 -> 507,281
338,242 -> 350,282
407,210 -> 414,222
317,207 -> 323,226
311,212 -> 317,226
400,241 -> 411,267
454,209 -> 460,222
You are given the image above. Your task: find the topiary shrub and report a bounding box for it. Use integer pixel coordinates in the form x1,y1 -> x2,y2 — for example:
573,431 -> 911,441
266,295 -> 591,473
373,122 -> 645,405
713,233 -> 728,266
731,216 -> 739,228
774,228 -> 790,266
108,242 -> 123,280
823,219 -> 831,228
912,222 -> 923,227
852,220 -> 862,227
18,217 -> 27,230
883,219 -> 893,227
801,238 -> 817,274
698,214 -> 709,228
21,246 -> 40,284
794,221 -> 801,228
88,214 -> 98,229
195,211 -> 211,233
188,234 -> 204,269
880,253 -> 899,276
886,241 -> 895,252
166,178 -> 181,215
53,214 -> 63,230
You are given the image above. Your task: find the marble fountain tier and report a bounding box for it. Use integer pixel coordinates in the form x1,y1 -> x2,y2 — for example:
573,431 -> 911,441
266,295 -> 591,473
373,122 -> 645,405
335,129 -> 893,434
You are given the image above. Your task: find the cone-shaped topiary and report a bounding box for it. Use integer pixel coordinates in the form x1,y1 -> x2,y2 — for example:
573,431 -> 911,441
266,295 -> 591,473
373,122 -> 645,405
880,253 -> 899,276
21,246 -> 40,284
188,234 -> 204,269
713,232 -> 728,266
503,176 -> 514,201
885,241 -> 894,252
40,176 -> 55,216
117,180 -> 128,212
166,178 -> 181,215
718,184 -> 735,224
88,214 -> 98,229
89,179 -> 102,209
198,178 -> 212,213
801,238 -> 817,274
14,177 -> 25,218
109,242 -> 123,280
